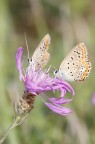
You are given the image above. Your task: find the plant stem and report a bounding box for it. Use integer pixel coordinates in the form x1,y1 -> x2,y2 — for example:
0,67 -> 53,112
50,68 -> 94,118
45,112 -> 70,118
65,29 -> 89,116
0,113 -> 29,144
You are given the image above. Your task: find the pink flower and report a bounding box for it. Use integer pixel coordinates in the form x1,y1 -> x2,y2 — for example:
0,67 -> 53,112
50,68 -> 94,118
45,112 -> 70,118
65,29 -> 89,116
16,47 -> 74,115
92,93 -> 95,105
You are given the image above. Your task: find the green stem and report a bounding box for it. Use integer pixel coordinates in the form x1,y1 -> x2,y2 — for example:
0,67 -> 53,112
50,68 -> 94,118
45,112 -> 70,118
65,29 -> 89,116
0,113 -> 30,144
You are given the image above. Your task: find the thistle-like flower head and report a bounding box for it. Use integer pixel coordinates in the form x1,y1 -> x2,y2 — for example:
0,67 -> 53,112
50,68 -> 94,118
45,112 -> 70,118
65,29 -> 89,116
16,47 -> 74,115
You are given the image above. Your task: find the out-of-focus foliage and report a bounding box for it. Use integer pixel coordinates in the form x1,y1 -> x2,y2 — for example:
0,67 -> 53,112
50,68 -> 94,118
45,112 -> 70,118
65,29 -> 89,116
0,0 -> 95,144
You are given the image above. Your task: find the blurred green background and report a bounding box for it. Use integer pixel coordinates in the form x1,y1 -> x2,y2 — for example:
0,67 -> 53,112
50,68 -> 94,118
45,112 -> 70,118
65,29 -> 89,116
0,0 -> 95,144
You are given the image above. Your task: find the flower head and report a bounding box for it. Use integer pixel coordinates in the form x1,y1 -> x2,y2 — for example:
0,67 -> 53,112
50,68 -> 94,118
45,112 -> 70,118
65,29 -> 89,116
16,47 -> 74,116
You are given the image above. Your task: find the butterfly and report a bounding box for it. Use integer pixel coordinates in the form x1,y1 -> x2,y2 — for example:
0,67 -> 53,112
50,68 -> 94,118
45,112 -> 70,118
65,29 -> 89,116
54,43 -> 91,82
28,34 -> 51,70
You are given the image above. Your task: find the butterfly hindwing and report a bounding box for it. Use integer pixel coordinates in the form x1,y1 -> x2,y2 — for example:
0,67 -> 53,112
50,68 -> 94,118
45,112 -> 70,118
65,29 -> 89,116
58,43 -> 91,81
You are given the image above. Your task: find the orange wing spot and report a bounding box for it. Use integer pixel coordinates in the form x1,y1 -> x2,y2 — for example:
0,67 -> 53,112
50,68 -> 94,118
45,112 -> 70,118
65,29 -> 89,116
41,52 -> 50,68
45,41 -> 49,49
78,43 -> 87,60
77,43 -> 91,81
81,62 -> 91,81
44,34 -> 51,49
44,52 -> 50,59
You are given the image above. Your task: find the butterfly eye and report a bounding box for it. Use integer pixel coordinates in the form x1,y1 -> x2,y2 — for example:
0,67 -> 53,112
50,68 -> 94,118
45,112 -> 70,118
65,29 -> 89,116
28,58 -> 32,64
29,58 -> 32,62
54,69 -> 58,75
55,70 -> 58,73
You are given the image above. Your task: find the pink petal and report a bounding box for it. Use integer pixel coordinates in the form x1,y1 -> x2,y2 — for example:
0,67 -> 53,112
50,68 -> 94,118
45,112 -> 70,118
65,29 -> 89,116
55,78 -> 75,96
43,100 -> 72,115
16,47 -> 24,81
92,93 -> 95,105
48,97 -> 73,104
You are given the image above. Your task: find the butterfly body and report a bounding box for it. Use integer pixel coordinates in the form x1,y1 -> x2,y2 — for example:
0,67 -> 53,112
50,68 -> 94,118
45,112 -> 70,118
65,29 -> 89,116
29,34 -> 51,70
54,43 -> 91,82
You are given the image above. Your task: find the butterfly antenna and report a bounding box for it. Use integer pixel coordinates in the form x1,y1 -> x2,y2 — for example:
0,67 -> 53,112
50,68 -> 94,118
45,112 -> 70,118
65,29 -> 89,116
24,33 -> 29,61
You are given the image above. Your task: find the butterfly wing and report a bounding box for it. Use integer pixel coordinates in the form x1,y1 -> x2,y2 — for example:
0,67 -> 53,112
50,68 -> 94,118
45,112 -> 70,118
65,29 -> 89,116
59,43 -> 91,81
30,34 -> 51,70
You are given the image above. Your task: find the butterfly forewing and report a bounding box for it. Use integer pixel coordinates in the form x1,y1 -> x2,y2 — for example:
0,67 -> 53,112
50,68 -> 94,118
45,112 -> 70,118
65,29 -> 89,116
59,43 -> 91,81
31,34 -> 51,70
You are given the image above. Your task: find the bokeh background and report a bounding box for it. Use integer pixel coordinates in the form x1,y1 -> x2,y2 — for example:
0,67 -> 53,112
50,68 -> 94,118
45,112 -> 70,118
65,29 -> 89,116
0,0 -> 95,144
